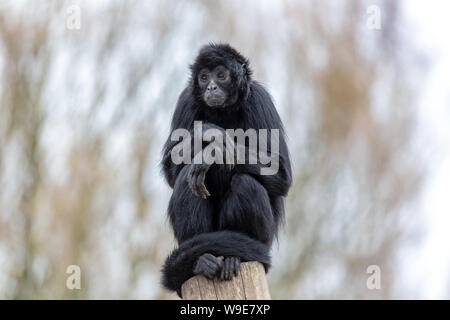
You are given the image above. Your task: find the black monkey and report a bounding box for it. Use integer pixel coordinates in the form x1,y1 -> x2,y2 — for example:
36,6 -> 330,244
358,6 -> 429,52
161,43 -> 292,296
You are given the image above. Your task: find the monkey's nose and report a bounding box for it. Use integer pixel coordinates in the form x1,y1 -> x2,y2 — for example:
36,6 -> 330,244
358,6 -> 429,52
207,84 -> 218,91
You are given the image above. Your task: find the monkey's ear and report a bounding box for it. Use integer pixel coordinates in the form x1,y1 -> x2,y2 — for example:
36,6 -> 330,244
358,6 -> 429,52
241,63 -> 248,77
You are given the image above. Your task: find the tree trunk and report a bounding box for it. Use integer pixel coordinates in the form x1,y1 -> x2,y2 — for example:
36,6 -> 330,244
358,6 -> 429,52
181,261 -> 271,300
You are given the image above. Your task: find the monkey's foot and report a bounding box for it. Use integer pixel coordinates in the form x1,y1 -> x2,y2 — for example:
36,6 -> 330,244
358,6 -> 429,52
193,253 -> 223,280
220,256 -> 241,281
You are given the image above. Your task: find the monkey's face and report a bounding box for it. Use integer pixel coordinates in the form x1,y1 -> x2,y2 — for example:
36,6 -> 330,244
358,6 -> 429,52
198,65 -> 237,108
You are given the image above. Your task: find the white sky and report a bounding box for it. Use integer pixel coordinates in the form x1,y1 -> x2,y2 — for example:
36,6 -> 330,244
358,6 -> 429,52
402,0 -> 450,299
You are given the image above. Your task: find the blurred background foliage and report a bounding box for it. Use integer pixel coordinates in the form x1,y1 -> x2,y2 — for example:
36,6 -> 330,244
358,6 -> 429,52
0,0 -> 429,299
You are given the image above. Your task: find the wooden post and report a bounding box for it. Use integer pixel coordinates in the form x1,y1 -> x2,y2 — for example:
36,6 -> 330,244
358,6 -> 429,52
181,261 -> 271,300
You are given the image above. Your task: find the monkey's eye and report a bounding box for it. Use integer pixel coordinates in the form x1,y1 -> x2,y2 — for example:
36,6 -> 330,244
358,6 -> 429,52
200,74 -> 208,81
217,72 -> 225,80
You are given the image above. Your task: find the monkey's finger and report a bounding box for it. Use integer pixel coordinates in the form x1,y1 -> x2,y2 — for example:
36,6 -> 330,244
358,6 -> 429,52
200,183 -> 210,198
220,264 -> 226,280
195,172 -> 205,197
188,177 -> 196,194
220,257 -> 230,280
233,258 -> 240,276
194,181 -> 205,199
189,176 -> 201,198
187,170 -> 193,187
191,172 -> 205,198
188,169 -> 200,196
194,263 -> 210,275
222,259 -> 228,280
213,257 -> 224,270
201,259 -> 216,272
203,257 -> 220,270
202,266 -> 216,279
229,259 -> 234,280
203,256 -> 215,266
224,258 -> 231,280
197,171 -> 210,198
204,254 -> 223,268
188,177 -> 196,196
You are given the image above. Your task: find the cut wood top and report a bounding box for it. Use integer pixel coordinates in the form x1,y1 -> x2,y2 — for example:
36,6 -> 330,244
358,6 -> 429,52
181,261 -> 271,300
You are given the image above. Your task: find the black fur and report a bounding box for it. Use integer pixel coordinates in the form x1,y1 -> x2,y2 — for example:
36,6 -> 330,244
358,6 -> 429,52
161,43 -> 292,296
162,231 -> 271,296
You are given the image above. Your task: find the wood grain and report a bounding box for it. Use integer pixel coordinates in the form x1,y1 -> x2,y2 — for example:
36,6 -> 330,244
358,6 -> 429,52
181,261 -> 271,300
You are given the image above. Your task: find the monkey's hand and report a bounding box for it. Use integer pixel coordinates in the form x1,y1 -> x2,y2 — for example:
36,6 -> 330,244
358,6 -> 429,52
193,253 -> 224,280
220,256 -> 241,280
201,122 -> 236,171
187,163 -> 211,199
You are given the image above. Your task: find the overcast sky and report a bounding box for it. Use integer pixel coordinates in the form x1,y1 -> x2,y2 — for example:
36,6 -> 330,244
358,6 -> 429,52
402,0 -> 450,299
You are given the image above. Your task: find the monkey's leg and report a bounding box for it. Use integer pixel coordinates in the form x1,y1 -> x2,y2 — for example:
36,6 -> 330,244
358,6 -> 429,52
168,166 -> 224,280
217,174 -> 275,280
168,165 -> 215,244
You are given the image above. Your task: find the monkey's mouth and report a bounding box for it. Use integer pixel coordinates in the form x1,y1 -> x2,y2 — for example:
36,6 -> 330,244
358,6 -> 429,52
204,93 -> 226,108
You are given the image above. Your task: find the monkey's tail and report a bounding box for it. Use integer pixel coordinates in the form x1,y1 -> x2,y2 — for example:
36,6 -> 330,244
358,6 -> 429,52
161,230 -> 270,296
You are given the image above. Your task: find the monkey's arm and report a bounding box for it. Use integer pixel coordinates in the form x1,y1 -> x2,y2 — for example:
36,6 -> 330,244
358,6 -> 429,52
162,87 -> 198,188
234,136 -> 292,197
163,121 -> 232,191
235,82 -> 292,196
